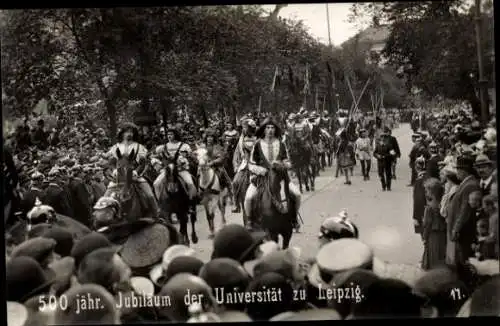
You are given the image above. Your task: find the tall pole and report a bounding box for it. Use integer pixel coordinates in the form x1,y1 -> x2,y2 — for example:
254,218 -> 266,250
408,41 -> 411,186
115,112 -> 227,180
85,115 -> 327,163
326,4 -> 334,115
326,4 -> 333,50
475,0 -> 490,125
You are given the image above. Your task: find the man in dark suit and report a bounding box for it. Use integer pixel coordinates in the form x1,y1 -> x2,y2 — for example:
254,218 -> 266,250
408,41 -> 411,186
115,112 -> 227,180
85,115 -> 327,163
20,170 -> 46,215
474,154 -> 497,196
408,133 -> 429,186
385,127 -> 401,179
447,155 -> 480,265
426,141 -> 442,179
69,165 -> 93,227
44,167 -> 74,217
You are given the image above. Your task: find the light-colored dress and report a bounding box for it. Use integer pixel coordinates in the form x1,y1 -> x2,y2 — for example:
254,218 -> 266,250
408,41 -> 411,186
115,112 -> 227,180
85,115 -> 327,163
355,137 -> 372,161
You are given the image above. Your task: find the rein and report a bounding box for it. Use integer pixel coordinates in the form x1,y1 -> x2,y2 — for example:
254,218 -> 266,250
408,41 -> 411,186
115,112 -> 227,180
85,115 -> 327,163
198,167 -> 220,195
265,169 -> 290,214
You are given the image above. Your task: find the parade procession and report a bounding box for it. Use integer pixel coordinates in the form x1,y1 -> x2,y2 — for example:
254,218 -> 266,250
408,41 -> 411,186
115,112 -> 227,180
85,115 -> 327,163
3,3 -> 500,325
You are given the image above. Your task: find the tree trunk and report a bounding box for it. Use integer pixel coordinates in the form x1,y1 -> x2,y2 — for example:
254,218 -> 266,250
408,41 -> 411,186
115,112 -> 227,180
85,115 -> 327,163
105,98 -> 118,140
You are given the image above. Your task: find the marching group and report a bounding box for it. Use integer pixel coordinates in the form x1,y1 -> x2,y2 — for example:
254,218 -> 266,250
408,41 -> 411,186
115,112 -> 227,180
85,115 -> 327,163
4,106 -> 500,325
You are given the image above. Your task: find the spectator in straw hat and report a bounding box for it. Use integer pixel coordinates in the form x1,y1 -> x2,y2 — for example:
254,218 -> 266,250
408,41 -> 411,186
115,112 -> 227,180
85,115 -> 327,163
413,156 -> 429,235
446,155 -> 480,265
474,153 -> 496,196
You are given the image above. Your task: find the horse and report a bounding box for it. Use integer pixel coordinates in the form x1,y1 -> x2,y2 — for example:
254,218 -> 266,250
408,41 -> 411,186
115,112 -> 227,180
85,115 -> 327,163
287,130 -> 316,193
250,166 -> 295,249
195,147 -> 230,238
104,148 -> 153,221
157,158 -> 198,246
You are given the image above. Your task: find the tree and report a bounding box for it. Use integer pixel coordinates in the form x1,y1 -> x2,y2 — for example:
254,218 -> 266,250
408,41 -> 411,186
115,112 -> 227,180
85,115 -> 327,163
349,1 -> 494,116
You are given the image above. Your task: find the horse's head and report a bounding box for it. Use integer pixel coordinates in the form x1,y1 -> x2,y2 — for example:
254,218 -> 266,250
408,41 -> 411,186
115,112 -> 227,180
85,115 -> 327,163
115,147 -> 136,185
163,160 -> 180,194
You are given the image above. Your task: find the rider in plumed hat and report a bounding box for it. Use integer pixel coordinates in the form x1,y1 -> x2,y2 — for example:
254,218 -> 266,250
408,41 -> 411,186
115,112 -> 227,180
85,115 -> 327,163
244,117 -> 301,228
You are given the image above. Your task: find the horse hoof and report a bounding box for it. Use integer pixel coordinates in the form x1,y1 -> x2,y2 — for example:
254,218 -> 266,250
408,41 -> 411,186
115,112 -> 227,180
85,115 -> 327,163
191,233 -> 199,244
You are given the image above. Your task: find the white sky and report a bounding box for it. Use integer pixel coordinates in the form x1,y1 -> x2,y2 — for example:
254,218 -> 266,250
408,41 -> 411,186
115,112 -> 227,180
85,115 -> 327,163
261,3 -> 361,46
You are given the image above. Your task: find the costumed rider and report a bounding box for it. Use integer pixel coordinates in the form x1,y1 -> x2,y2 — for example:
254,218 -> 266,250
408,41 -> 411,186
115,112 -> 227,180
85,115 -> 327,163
107,123 -> 159,217
201,128 -> 233,191
290,109 -> 312,145
154,126 -> 198,202
231,118 -> 258,213
223,120 -> 240,148
244,117 -> 301,227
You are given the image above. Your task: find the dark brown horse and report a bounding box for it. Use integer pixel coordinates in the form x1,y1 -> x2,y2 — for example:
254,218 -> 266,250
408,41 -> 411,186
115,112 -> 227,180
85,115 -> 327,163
157,160 -> 198,246
287,130 -> 316,193
251,167 -> 295,249
104,148 -> 154,222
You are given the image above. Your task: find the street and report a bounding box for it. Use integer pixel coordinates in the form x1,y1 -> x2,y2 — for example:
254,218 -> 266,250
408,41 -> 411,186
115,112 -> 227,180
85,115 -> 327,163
192,124 -> 423,265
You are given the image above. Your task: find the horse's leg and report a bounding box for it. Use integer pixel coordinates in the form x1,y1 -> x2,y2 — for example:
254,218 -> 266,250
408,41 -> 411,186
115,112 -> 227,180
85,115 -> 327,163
179,214 -> 190,246
219,191 -> 227,226
205,204 -> 215,239
296,167 -> 304,193
281,227 -> 293,250
190,205 -> 198,244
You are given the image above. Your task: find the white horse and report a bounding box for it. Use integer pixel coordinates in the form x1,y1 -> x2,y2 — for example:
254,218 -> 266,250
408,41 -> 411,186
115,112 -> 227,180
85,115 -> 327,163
195,147 -> 230,238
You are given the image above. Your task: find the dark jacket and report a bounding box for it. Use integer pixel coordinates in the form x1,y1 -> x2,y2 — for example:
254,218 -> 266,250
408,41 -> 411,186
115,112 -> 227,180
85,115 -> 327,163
426,154 -> 442,179
69,178 -> 93,227
388,135 -> 401,158
44,183 -> 74,217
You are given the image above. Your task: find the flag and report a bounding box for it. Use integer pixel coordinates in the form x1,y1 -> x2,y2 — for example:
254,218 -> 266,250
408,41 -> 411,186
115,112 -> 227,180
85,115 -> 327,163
201,105 -> 209,128
326,62 -> 336,91
315,85 -> 319,110
303,64 -> 310,94
270,65 -> 279,92
287,65 -> 296,95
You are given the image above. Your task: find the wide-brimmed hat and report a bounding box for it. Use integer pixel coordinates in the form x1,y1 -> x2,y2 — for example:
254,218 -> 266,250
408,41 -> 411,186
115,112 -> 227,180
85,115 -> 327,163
70,232 -> 113,268
117,122 -> 139,141
455,155 -> 475,171
150,245 -> 196,287
199,258 -> 250,297
119,223 -> 171,269
158,273 -> 215,322
255,117 -> 282,139
130,276 -> 155,296
242,241 -> 280,276
245,272 -> 295,320
244,248 -> 301,282
211,224 -> 267,263
7,302 -> 29,326
307,239 -> 379,289
474,153 -> 493,167
318,214 -> 359,240
6,256 -> 57,302
10,237 -> 57,264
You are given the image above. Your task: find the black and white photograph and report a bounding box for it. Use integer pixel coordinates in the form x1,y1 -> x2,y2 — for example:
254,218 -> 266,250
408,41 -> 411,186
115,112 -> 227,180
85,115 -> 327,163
3,1 -> 499,324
